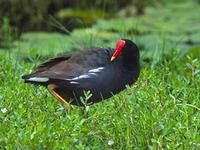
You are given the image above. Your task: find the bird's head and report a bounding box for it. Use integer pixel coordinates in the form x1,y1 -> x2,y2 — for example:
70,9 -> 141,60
111,39 -> 139,61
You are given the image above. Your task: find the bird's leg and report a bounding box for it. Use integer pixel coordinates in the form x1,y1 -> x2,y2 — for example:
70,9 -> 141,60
48,84 -> 70,108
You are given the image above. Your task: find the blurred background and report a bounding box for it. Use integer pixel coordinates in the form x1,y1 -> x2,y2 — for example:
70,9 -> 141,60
0,1 -> 200,149
0,0 -> 200,50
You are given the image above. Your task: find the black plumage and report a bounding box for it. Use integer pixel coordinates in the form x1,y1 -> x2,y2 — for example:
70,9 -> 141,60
22,39 -> 140,106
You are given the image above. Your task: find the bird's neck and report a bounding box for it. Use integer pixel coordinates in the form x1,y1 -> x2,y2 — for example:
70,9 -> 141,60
123,54 -> 140,69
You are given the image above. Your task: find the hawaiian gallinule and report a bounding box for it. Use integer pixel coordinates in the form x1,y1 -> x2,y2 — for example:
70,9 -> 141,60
22,39 -> 140,106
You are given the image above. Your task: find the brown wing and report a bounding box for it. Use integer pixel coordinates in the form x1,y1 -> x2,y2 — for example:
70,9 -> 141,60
36,55 -> 71,72
23,48 -> 113,82
37,48 -> 112,80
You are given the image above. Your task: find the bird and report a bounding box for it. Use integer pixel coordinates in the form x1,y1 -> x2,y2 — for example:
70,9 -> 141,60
22,39 -> 140,107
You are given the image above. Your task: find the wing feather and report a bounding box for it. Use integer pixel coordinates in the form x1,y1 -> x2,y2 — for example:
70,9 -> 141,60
36,55 -> 71,72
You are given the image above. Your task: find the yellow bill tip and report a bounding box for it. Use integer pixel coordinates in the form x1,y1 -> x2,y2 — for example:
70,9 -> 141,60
110,56 -> 116,62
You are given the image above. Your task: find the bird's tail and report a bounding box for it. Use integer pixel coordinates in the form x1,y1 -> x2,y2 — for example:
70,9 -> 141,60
22,73 -> 50,86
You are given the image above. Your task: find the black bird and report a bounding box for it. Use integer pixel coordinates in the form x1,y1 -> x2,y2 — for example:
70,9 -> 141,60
22,39 -> 140,106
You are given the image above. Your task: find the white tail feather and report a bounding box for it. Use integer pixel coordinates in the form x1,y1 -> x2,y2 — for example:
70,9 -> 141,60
27,77 -> 49,82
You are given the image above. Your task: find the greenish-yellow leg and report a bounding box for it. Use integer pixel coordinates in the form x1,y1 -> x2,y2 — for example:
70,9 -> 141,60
48,84 -> 69,107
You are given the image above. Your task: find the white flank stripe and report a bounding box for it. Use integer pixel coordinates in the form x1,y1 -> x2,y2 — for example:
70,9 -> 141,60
66,67 -> 104,81
70,81 -> 79,84
27,77 -> 49,82
88,67 -> 104,73
88,73 -> 97,76
71,74 -> 90,80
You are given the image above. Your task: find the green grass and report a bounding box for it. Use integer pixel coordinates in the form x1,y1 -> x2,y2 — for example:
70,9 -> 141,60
0,2 -> 200,149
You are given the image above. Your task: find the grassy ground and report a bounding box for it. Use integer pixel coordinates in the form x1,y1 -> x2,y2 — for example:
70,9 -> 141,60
0,2 -> 200,149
